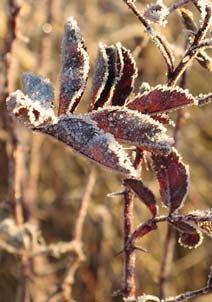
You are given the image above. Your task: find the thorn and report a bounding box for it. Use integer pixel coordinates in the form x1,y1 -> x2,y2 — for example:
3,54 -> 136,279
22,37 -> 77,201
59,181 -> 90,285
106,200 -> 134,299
114,249 -> 124,257
107,191 -> 125,198
134,245 -> 149,253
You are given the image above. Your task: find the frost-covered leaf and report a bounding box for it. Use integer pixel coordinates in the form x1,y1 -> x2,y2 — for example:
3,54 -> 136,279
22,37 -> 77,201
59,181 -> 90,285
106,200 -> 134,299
23,72 -> 54,109
152,148 -> 189,213
185,209 -> 212,237
91,45 -> 116,110
180,8 -> 197,33
89,43 -> 109,111
143,2 -> 169,26
178,229 -> 203,249
89,43 -> 137,110
58,17 -> 89,115
127,85 -> 197,114
197,221 -> 212,237
196,51 -> 212,71
168,212 -> 204,249
111,44 -> 137,106
197,92 -> 212,106
89,107 -> 174,153
6,90 -> 56,127
151,113 -> 174,126
38,114 -> 137,176
124,178 -> 158,217
168,219 -> 197,234
128,219 -> 157,244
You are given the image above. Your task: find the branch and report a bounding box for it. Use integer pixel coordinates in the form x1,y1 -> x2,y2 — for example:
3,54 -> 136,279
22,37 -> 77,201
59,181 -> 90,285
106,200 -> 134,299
62,166 -> 96,301
122,0 -> 175,78
168,4 -> 212,86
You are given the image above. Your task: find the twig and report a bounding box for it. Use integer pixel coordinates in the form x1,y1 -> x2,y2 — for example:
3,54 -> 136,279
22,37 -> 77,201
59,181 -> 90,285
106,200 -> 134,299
162,285 -> 212,302
122,0 -> 175,79
159,226 -> 176,299
1,1 -> 30,301
168,4 -> 212,86
62,165 -> 96,301
168,0 -> 193,14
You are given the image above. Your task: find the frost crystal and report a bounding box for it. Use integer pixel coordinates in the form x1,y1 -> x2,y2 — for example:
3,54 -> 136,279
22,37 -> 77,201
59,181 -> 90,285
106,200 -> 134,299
89,107 -> 174,153
144,1 -> 169,26
127,85 -> 197,114
6,90 -> 56,127
39,114 -> 137,176
23,72 -> 54,109
59,16 -> 90,114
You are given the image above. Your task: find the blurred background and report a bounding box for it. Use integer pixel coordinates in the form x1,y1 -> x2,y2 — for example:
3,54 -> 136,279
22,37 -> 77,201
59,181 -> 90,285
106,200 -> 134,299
0,0 -> 211,301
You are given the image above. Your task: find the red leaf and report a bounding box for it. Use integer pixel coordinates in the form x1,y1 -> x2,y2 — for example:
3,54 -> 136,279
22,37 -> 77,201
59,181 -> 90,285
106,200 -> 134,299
58,17 -> 89,115
91,45 -> 116,110
38,114 -> 137,176
89,107 -> 173,153
111,44 -> 137,106
129,219 -> 157,244
178,230 -> 203,249
168,219 -> 197,234
124,178 -> 158,217
152,149 -> 189,213
127,85 -> 197,114
88,43 -> 109,111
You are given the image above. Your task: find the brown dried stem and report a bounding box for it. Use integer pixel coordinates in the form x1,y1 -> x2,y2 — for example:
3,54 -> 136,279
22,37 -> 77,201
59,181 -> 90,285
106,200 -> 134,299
159,225 -> 176,299
62,166 -> 96,301
1,1 -> 31,301
122,149 -> 143,300
159,68 -> 187,299
122,0 -> 174,78
162,284 -> 212,302
168,4 -> 212,86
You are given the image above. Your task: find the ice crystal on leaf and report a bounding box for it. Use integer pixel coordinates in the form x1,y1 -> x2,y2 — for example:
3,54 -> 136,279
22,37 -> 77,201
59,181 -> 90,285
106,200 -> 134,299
6,16 -> 211,178
23,72 -> 54,109
127,85 -> 197,114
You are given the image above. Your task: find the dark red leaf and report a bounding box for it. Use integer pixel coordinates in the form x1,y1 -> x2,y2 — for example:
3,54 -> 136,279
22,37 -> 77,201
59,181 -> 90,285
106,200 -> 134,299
38,114 -> 137,176
111,44 -> 137,106
168,219 -> 197,234
128,219 -> 157,244
151,113 -> 174,125
127,85 -> 197,114
58,17 -> 89,115
178,230 -> 203,249
92,45 -> 116,110
89,107 -> 173,153
88,43 -> 110,111
152,149 -> 189,213
124,178 -> 158,217
184,209 -> 212,237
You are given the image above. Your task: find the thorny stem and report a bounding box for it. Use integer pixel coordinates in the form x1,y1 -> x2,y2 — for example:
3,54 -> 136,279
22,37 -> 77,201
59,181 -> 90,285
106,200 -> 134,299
62,166 -> 96,301
123,189 -> 136,300
122,149 -> 143,300
1,1 -> 30,302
